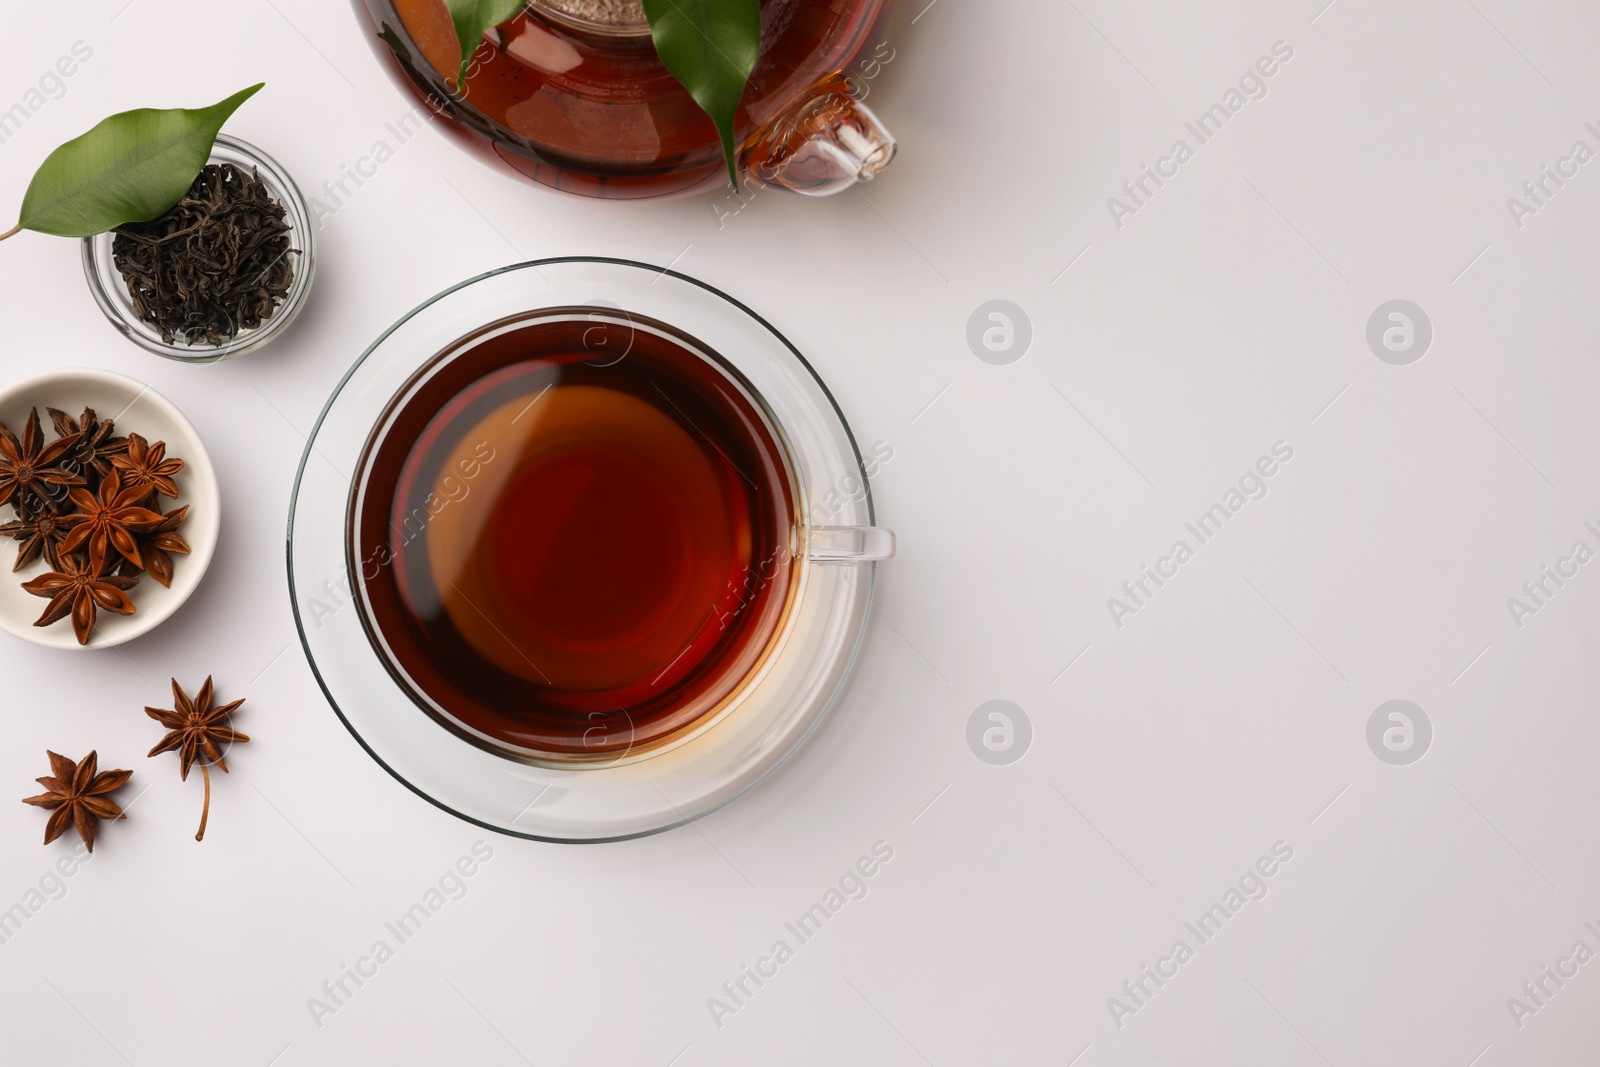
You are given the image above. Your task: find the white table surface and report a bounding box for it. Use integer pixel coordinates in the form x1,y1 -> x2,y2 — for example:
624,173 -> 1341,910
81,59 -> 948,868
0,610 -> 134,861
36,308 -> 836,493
3,1 -> 1599,1064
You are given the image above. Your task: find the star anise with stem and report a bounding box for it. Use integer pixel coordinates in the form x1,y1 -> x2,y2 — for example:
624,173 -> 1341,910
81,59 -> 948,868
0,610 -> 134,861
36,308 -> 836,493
117,504 -> 190,588
22,552 -> 140,645
0,408 -> 81,511
146,677 -> 248,841
57,468 -> 162,570
21,750 -> 132,852
0,503 -> 73,571
110,432 -> 184,504
48,406 -> 128,484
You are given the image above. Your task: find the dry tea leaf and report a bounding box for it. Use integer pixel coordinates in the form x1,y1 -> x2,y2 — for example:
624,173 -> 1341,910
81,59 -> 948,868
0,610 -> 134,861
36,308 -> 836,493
111,164 -> 295,345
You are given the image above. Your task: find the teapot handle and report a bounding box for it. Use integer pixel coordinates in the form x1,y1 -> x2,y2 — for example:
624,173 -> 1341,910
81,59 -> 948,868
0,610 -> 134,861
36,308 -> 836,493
741,74 -> 897,197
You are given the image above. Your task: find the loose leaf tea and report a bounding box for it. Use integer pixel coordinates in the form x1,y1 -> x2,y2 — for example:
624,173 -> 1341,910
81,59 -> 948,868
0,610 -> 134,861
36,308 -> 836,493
1,84 -> 263,241
21,750 -> 131,853
112,163 -> 295,345
146,677 -> 249,841
0,405 -> 192,644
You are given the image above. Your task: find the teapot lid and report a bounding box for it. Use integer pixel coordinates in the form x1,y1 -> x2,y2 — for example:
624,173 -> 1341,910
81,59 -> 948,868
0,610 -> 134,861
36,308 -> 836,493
532,0 -> 651,37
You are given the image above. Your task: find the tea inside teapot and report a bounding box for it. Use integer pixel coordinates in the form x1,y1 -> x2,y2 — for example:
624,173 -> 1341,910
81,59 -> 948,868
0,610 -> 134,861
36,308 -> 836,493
355,0 -> 898,199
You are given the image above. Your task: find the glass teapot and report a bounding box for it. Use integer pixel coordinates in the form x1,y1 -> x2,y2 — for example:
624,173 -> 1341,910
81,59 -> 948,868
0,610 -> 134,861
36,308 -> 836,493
352,0 -> 899,200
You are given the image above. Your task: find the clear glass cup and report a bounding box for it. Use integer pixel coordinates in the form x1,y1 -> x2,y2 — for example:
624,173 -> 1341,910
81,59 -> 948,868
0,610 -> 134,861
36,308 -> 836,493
81,134 -> 317,362
289,258 -> 894,841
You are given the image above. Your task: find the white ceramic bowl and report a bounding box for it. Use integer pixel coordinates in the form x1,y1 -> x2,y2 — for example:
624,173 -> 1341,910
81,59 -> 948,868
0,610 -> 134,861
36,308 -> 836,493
0,369 -> 219,650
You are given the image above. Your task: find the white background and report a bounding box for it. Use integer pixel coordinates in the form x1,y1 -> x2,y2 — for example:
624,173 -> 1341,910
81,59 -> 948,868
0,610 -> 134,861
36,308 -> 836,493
2,0 -> 1599,1064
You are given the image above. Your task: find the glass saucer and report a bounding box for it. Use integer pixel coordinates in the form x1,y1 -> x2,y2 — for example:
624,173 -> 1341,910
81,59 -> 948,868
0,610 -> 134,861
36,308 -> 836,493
288,258 -> 886,842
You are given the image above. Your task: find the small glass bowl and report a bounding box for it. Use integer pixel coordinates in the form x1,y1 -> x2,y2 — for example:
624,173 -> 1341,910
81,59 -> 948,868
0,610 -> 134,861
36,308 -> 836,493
81,134 -> 316,363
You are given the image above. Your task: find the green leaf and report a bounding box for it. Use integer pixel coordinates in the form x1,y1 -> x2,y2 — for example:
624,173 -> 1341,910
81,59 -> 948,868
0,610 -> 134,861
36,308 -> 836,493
9,84 -> 264,240
642,0 -> 762,187
446,0 -> 527,90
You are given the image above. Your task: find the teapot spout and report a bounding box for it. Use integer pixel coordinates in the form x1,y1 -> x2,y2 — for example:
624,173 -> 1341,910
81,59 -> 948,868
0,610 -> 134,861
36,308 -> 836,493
742,76 -> 897,197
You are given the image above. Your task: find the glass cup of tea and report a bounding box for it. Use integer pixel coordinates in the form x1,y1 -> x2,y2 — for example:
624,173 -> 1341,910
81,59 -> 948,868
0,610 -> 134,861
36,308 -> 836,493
290,258 -> 893,840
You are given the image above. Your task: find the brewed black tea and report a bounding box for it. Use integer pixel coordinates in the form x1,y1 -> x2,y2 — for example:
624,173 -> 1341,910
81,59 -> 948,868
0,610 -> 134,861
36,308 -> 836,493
353,311 -> 798,760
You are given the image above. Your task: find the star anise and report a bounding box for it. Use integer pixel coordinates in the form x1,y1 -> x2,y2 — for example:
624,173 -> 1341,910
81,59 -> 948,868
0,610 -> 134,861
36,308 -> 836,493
57,468 -> 162,570
117,505 -> 190,588
21,750 -> 131,852
146,677 -> 249,841
22,552 -> 139,645
48,406 -> 128,483
0,408 -> 81,512
0,504 -> 72,570
110,432 -> 184,504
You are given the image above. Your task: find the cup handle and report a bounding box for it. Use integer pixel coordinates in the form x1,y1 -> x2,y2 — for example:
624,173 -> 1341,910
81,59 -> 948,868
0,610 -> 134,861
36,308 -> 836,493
808,526 -> 896,562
